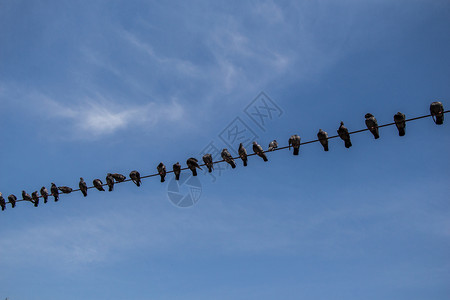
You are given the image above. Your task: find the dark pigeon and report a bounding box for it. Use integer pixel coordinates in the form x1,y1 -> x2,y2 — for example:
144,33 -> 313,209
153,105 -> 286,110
337,122 -> 352,148
106,173 -> 114,191
430,101 -> 444,125
51,183 -> 59,202
157,162 -> 167,183
202,154 -> 214,173
58,186 -> 73,194
365,113 -> 379,139
0,192 -> 6,211
79,177 -> 88,197
112,173 -> 126,182
8,194 -> 17,208
317,129 -> 329,151
253,141 -> 268,161
129,170 -> 141,187
22,190 -> 32,202
93,179 -> 105,191
268,140 -> 278,151
221,148 -> 236,169
238,143 -> 248,166
288,135 -> 301,155
173,163 -> 181,180
40,186 -> 49,203
393,112 -> 406,136
31,191 -> 39,207
186,158 -> 202,176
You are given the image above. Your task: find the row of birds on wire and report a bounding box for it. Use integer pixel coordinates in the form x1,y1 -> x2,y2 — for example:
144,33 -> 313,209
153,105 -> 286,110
0,101 -> 446,212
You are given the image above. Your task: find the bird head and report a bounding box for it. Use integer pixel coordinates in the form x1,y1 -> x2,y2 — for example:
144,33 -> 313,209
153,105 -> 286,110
365,113 -> 373,118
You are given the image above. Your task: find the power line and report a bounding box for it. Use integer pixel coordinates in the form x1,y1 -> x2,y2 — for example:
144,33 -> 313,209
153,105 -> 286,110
4,109 -> 448,206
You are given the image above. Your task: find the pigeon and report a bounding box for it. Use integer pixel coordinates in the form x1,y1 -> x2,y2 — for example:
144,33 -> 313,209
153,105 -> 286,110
51,183 -> 59,202
268,140 -> 278,151
157,162 -> 167,182
129,170 -> 141,187
430,101 -> 444,125
202,154 -> 214,173
173,162 -> 181,180
31,191 -> 39,207
8,194 -> 17,208
58,186 -> 73,194
365,113 -> 379,139
337,122 -> 352,148
22,190 -> 32,202
186,158 -> 202,176
317,129 -> 329,151
393,112 -> 406,136
93,179 -> 105,191
79,177 -> 88,197
253,141 -> 268,161
40,186 -> 49,203
238,143 -> 248,166
221,148 -> 236,169
112,173 -> 126,182
0,192 -> 6,211
106,173 -> 114,191
288,135 -> 301,155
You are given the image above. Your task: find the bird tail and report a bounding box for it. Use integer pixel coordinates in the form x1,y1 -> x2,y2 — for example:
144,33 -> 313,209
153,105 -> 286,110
34,201 -> 39,207
231,161 -> 236,169
345,139 -> 352,148
82,190 -> 87,197
2,205 -> 5,211
324,145 -> 329,151
108,186 -> 113,192
293,147 -> 299,155
398,128 -> 405,136
243,159 -> 247,167
160,175 -> 165,183
12,202 -> 16,208
137,180 -> 141,187
192,169 -> 197,176
207,166 -> 212,173
262,154 -> 268,162
54,195 -> 59,202
175,174 -> 180,180
435,115 -> 444,125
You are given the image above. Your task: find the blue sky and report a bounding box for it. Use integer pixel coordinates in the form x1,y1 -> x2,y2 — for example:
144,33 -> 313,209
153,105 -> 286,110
1,0 -> 449,299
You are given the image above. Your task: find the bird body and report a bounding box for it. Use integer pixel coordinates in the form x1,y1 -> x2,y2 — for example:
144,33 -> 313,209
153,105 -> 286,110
317,129 -> 329,151
0,192 -> 6,211
268,140 -> 278,151
40,186 -> 49,203
238,143 -> 248,166
337,122 -> 352,148
112,173 -> 126,182
22,190 -> 32,202
58,186 -> 73,194
51,183 -> 59,202
430,101 -> 444,125
221,149 -> 236,169
31,191 -> 39,207
186,158 -> 202,176
173,163 -> 181,180
157,163 -> 167,182
393,112 -> 406,136
8,194 -> 17,208
93,179 -> 105,191
253,142 -> 268,161
365,113 -> 379,139
129,170 -> 141,186
288,135 -> 301,155
202,154 -> 214,172
79,178 -> 88,197
106,174 -> 114,191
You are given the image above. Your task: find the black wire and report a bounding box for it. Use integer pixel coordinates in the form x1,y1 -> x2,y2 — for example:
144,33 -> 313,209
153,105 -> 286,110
6,110 -> 449,205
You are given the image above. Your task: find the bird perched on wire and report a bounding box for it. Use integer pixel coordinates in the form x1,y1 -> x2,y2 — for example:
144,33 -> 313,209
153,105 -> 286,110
238,143 -> 248,166
393,112 -> 406,136
106,173 -> 114,191
58,186 -> 73,194
186,158 -> 201,176
79,178 -> 88,197
93,179 -> 105,191
202,154 -> 214,173
8,194 -> 17,208
430,101 -> 444,125
31,191 -> 39,207
51,183 -> 59,202
112,173 -> 126,182
253,141 -> 268,161
365,113 -> 379,139
40,186 -> 49,203
22,190 -> 32,203
317,129 -> 329,151
157,162 -> 167,182
0,192 -> 6,211
129,170 -> 141,186
337,122 -> 352,148
268,140 -> 278,151
221,149 -> 236,169
288,135 -> 301,155
173,163 -> 181,180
